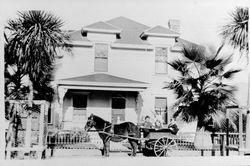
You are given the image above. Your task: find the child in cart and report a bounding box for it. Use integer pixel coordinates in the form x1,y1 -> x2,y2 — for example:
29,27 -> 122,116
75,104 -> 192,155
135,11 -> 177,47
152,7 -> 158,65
167,118 -> 179,135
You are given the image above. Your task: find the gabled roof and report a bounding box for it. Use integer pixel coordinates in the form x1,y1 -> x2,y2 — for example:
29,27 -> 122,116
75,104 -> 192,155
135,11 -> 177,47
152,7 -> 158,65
82,21 -> 121,34
69,30 -> 89,42
174,38 -> 200,47
171,38 -> 204,52
142,25 -> 180,37
106,16 -> 149,30
106,16 -> 151,45
68,16 -> 198,47
58,73 -> 149,90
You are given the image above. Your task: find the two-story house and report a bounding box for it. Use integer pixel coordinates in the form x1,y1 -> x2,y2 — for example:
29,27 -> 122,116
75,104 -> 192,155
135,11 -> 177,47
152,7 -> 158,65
51,16 -> 196,130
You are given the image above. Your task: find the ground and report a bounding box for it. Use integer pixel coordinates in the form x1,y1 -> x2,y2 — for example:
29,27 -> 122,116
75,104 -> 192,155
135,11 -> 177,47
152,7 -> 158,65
45,148 -> 239,159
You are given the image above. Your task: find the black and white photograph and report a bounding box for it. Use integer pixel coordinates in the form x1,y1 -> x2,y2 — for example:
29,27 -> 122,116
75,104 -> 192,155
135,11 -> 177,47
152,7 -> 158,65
1,0 -> 250,165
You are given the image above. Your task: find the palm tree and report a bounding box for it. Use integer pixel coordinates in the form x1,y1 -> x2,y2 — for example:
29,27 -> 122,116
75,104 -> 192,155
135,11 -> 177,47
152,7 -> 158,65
220,7 -> 248,55
220,7 -> 250,152
166,43 -> 240,149
4,10 -> 70,150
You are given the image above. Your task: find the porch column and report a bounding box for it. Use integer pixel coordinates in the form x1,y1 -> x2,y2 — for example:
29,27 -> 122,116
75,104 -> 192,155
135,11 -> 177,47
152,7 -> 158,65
57,86 -> 68,129
135,91 -> 144,124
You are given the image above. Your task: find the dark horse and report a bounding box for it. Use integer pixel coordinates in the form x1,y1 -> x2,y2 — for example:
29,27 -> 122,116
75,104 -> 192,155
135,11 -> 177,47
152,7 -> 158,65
84,114 -> 141,157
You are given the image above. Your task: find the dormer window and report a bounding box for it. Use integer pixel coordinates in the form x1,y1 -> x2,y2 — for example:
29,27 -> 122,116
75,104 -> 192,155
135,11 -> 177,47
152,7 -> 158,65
155,47 -> 168,74
94,43 -> 108,72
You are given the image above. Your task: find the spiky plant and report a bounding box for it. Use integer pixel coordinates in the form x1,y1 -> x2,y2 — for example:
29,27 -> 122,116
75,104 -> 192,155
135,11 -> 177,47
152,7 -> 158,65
4,10 -> 70,151
166,44 -> 240,148
220,7 -> 248,54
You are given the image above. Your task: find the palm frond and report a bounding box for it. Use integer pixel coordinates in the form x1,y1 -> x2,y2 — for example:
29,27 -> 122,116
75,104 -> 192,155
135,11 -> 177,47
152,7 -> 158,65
222,69 -> 241,79
220,7 -> 248,53
165,80 -> 185,98
5,10 -> 69,101
167,59 -> 190,76
182,45 -> 205,63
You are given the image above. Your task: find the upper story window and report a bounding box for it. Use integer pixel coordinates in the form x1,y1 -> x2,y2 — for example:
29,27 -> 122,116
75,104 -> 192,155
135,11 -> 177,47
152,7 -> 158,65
94,43 -> 108,72
155,47 -> 168,74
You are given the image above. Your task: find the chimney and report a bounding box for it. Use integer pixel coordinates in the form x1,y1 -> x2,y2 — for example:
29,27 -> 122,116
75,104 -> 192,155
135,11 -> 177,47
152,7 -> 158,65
168,19 -> 180,33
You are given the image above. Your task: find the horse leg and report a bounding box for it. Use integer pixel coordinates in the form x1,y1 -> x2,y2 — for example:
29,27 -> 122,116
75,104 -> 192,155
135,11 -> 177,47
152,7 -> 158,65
128,139 -> 138,156
105,140 -> 110,157
103,139 -> 110,157
102,140 -> 106,156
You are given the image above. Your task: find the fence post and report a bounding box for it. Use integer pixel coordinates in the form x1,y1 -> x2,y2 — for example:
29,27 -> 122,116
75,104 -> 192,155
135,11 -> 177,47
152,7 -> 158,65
226,114 -> 229,156
201,150 -> 204,156
239,109 -> 244,155
6,142 -> 11,159
220,134 -> 225,156
37,102 -> 45,159
211,132 -> 216,156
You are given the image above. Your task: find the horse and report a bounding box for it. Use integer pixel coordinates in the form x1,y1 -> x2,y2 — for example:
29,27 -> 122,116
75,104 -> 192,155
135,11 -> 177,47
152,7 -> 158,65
84,114 -> 141,157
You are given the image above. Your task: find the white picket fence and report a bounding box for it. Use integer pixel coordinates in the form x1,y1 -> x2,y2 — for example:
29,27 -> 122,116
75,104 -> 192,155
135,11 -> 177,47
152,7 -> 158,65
47,130 -> 129,152
46,130 -> 246,153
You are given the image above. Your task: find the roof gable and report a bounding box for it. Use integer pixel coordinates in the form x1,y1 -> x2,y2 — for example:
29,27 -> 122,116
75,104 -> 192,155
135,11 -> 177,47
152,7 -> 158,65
146,25 -> 179,35
106,16 -> 151,45
106,16 -> 150,30
59,73 -> 148,84
84,21 -> 121,31
69,30 -> 89,41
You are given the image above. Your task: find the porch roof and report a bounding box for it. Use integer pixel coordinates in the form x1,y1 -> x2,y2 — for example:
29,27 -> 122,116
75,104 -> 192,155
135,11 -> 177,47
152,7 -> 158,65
57,73 -> 149,91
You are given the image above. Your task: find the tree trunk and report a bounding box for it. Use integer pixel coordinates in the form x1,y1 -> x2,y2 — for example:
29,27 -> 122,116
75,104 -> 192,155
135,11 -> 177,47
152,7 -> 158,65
5,121 -> 14,149
245,61 -> 250,151
5,104 -> 16,149
194,127 -> 213,150
25,79 -> 33,150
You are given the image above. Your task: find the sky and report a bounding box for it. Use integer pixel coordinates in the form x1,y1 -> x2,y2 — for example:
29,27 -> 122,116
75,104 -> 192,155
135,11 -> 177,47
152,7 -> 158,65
0,0 -> 249,46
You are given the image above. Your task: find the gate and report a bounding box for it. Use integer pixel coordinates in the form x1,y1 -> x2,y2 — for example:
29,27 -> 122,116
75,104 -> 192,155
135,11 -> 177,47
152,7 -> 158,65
5,100 -> 48,159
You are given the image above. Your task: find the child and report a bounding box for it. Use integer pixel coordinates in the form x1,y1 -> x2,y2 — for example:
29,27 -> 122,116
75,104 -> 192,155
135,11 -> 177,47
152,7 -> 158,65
142,116 -> 153,128
167,118 -> 179,135
154,119 -> 163,129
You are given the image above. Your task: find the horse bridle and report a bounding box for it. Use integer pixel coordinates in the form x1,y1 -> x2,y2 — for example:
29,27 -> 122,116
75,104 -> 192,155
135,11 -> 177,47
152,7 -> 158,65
85,115 -> 114,134
85,116 -> 96,131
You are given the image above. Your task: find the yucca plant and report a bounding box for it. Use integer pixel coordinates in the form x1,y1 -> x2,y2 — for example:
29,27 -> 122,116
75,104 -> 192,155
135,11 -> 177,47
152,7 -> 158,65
4,10 -> 70,152
166,43 -> 240,149
220,7 -> 250,150
220,7 -> 248,55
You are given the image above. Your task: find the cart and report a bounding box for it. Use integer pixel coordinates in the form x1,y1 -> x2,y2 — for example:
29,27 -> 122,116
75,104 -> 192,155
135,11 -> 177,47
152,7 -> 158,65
140,128 -> 178,157
95,127 -> 179,157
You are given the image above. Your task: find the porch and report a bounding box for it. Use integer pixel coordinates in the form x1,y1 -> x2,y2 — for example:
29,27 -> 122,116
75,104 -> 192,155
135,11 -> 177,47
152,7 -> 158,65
56,73 -> 149,130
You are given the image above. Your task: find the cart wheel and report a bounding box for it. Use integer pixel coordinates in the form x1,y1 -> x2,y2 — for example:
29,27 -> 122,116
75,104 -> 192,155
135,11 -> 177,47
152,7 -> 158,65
154,137 -> 178,157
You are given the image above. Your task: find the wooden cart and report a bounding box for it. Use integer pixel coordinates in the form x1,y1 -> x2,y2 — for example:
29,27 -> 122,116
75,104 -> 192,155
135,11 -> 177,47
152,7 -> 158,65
140,128 -> 178,157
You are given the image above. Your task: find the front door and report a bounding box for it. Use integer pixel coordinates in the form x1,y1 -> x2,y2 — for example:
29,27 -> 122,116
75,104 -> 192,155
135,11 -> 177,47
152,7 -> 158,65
72,94 -> 87,127
112,94 -> 126,124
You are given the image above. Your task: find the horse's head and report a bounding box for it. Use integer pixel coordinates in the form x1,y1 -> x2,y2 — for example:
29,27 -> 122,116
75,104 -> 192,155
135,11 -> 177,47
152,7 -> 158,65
84,114 -> 96,131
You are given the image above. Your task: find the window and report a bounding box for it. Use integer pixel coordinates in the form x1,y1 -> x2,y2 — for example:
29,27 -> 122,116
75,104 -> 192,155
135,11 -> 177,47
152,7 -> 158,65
155,97 -> 168,124
112,97 -> 126,109
112,94 -> 126,124
73,94 -> 87,109
155,47 -> 168,74
94,43 -> 108,72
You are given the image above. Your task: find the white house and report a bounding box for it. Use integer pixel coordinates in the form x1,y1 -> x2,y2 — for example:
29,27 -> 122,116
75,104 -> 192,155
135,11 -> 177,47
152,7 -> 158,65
50,16 -> 200,130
